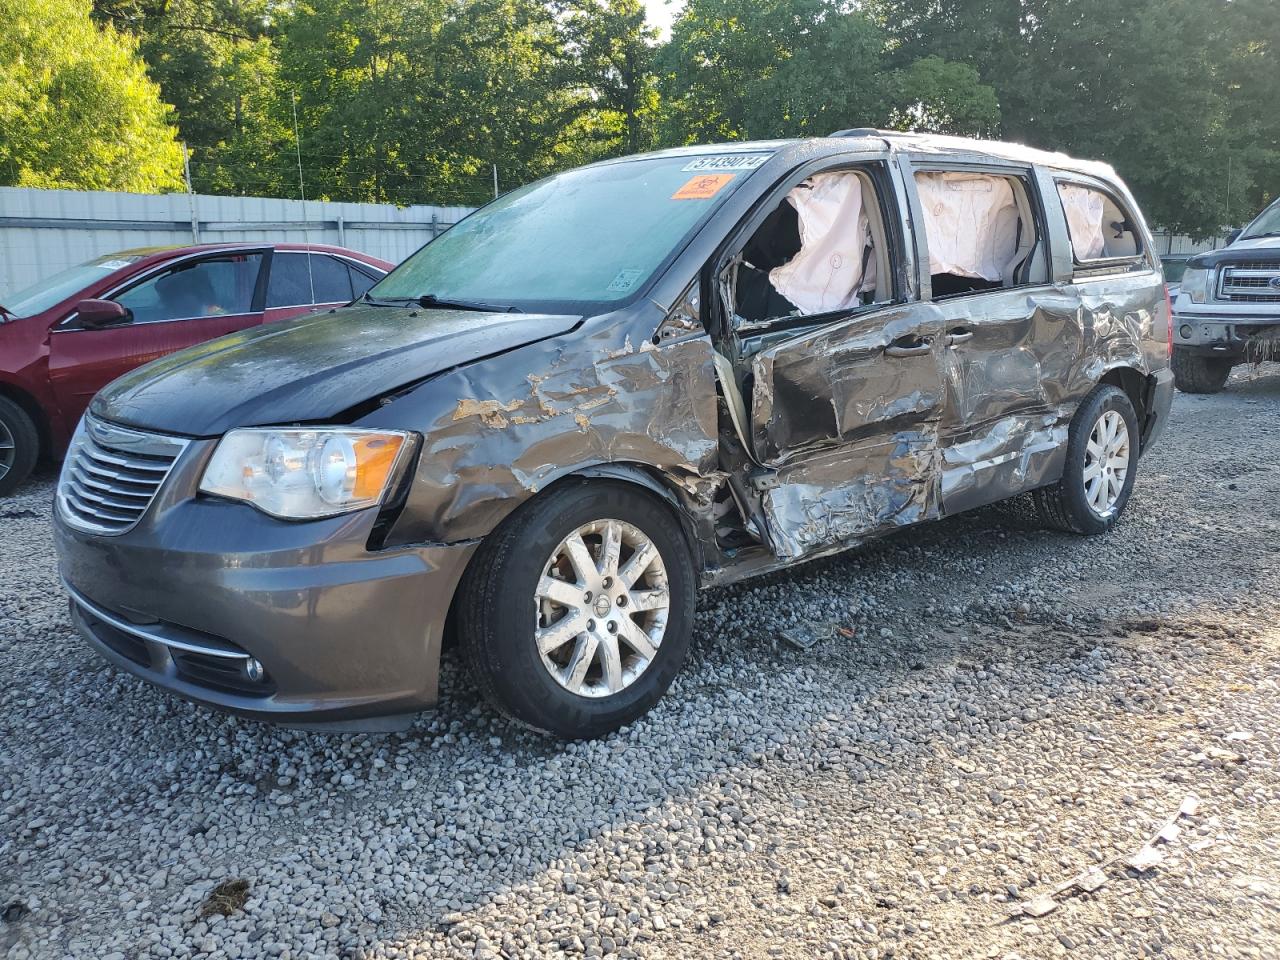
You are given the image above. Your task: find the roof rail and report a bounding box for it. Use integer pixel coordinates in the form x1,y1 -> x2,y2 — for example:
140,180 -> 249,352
828,127 -> 898,139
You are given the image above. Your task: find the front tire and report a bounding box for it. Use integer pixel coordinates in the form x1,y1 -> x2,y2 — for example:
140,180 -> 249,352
458,480 -> 696,739
1035,385 -> 1139,536
1171,348 -> 1232,394
0,396 -> 39,497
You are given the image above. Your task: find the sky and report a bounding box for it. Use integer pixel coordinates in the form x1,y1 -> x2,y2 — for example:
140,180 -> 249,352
643,0 -> 680,37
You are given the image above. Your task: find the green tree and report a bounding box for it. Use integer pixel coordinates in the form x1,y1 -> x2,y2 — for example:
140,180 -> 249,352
655,0 -> 999,146
0,0 -> 184,191
873,0 -> 1270,237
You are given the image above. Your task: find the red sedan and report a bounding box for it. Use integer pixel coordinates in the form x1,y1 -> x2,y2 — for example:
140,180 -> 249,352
0,242 -> 392,494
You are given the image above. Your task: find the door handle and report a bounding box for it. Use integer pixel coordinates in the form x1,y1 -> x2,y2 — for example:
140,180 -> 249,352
884,335 -> 933,358
946,328 -> 974,346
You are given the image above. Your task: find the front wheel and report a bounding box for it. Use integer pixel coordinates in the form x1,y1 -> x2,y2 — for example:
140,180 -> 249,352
0,396 -> 39,497
1034,385 -> 1140,536
458,480 -> 696,739
1171,348 -> 1232,394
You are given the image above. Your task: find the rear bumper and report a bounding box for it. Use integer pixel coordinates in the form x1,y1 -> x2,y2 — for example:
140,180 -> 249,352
54,497 -> 477,731
1142,367 -> 1175,452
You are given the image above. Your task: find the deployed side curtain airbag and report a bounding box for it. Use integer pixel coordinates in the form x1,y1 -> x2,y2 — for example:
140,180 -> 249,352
1057,183 -> 1107,260
769,172 -> 875,315
915,172 -> 1019,281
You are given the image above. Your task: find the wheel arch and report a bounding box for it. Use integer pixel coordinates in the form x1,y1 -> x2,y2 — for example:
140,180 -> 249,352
440,459 -> 714,650
1098,365 -> 1148,440
0,381 -> 52,461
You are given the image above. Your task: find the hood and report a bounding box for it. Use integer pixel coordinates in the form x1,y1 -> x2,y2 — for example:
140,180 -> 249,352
92,304 -> 581,436
1189,236 -> 1280,269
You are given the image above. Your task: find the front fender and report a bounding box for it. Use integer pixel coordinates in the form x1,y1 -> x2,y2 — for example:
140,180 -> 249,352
362,317 -> 722,546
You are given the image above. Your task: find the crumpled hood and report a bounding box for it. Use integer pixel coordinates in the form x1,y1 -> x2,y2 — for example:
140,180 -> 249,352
91,304 -> 581,436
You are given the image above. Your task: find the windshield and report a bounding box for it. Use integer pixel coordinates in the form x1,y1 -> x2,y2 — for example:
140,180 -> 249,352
1241,199 -> 1280,240
370,153 -> 767,310
4,254 -> 145,318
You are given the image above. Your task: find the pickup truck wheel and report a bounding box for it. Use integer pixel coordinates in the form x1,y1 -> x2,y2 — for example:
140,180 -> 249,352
1034,385 -> 1139,536
0,396 -> 39,497
458,481 -> 696,739
1171,348 -> 1232,394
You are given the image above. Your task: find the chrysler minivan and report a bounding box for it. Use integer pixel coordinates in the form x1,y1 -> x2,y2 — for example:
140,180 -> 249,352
54,133 -> 1174,738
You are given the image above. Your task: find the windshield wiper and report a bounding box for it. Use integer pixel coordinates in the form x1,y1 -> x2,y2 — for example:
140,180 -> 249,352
0,303 -> 15,323
417,293 -> 521,313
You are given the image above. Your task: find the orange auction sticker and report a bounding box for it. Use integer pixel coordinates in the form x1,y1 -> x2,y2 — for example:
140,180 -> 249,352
671,174 -> 735,200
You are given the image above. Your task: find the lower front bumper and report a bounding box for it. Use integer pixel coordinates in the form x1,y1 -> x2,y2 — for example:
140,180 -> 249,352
1172,313 -> 1280,357
55,500 -> 478,731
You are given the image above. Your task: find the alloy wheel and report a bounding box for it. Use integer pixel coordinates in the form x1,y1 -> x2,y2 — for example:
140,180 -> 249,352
1084,410 -> 1130,517
0,417 -> 14,482
534,519 -> 671,698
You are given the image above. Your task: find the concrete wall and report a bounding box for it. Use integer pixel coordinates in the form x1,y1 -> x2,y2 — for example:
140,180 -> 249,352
0,187 -> 476,300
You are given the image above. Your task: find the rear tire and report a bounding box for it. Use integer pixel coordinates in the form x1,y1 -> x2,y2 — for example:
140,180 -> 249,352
1035,385 -> 1139,536
1171,348 -> 1232,394
458,480 -> 696,739
0,396 -> 39,497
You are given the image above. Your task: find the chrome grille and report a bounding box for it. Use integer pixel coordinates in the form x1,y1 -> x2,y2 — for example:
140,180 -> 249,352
1217,262 -> 1280,303
57,416 -> 189,535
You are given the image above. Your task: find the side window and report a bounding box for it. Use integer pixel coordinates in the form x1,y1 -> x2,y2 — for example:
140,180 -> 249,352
349,265 -> 379,299
265,253 -> 314,308
312,256 -> 355,303
113,253 -> 263,324
729,168 -> 894,328
913,170 -> 1046,299
1056,182 -> 1142,263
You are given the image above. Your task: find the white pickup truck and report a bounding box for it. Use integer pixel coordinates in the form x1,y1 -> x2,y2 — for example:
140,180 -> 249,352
1171,198 -> 1280,393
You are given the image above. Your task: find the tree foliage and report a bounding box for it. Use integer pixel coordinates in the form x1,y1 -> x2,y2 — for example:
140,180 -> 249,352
0,0 -> 184,191
9,0 -> 1277,236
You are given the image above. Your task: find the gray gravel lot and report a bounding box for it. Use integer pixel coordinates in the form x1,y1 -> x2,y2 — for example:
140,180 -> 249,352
3,367 -> 1279,960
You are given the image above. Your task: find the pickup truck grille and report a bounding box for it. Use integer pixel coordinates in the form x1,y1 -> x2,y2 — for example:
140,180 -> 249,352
57,416 -> 189,535
1218,262 -> 1280,303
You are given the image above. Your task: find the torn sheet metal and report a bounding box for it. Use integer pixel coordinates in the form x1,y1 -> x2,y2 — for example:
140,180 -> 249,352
370,316 -> 723,545
760,433 -> 939,560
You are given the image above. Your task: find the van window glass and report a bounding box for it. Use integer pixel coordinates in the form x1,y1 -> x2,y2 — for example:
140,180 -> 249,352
914,171 -> 1041,298
1057,183 -> 1141,261
732,170 -> 890,326
113,254 -> 263,324
371,153 -> 763,310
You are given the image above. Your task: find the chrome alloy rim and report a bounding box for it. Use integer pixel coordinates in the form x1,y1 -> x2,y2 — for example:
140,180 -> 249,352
534,519 -> 670,698
1084,410 -> 1131,517
0,416 -> 14,481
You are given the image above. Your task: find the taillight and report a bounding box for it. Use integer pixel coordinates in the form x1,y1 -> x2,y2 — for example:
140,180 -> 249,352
1164,283 -> 1173,358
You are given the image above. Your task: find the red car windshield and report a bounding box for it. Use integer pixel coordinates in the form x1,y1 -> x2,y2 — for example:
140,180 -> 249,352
4,254 -> 145,319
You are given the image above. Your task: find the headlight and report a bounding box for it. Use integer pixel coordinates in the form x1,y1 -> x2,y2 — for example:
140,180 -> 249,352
199,428 -> 414,519
1179,266 -> 1210,303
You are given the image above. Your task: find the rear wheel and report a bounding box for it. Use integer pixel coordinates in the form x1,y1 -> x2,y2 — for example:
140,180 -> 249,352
458,481 -> 696,739
1035,385 -> 1139,536
0,396 -> 39,497
1171,348 -> 1232,394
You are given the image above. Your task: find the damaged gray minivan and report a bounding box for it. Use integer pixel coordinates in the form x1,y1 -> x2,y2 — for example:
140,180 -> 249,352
54,132 -> 1174,738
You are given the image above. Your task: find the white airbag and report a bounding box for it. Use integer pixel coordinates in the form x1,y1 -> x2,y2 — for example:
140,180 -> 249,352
1057,183 -> 1107,260
769,172 -> 875,315
915,172 -> 1019,281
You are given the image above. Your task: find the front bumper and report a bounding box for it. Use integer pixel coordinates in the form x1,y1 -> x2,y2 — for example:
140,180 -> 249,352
1172,309 -> 1280,357
54,464 -> 477,730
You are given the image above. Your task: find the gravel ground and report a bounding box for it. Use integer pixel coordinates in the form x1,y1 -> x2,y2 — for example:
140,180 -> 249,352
3,367 -> 1279,960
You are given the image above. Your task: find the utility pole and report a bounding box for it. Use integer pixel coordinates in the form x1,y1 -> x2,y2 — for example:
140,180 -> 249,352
493,164 -> 499,200
182,142 -> 200,244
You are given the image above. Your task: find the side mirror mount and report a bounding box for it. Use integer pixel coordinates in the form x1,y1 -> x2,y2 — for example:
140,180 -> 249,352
1225,228 -> 1243,245
76,299 -> 131,329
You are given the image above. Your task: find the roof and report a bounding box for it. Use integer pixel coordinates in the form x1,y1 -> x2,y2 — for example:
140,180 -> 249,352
104,242 -> 393,269
603,131 -> 1118,181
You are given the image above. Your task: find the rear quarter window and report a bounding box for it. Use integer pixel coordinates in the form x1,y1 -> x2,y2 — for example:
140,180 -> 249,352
1056,181 -> 1143,264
